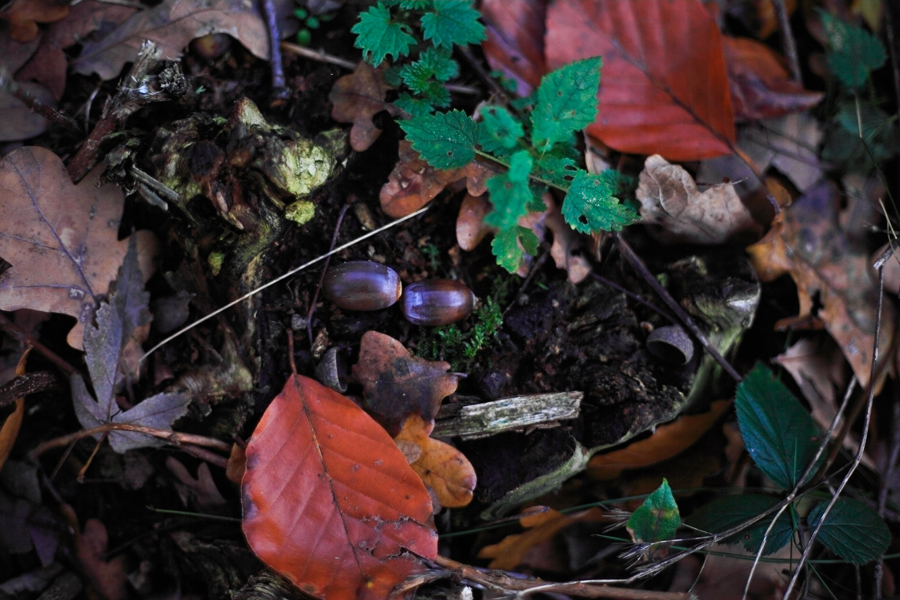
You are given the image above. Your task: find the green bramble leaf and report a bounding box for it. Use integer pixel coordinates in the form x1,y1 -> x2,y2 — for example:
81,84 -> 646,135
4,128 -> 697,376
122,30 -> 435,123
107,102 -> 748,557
395,93 -> 434,117
531,56 -> 602,150
808,498 -> 890,565
689,494 -> 792,555
736,364 -> 823,491
352,3 -> 416,67
563,169 -> 637,233
484,150 -> 533,230
400,109 -> 478,169
820,10 -> 886,88
479,105 -> 524,154
627,479 -> 680,544
421,0 -> 485,49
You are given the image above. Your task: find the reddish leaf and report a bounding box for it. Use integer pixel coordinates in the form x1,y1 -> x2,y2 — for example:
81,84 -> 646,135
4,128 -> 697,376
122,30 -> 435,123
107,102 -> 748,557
456,193 -> 494,251
723,36 -> 823,121
481,0 -> 547,96
352,331 -> 460,436
394,414 -> 476,509
546,0 -> 735,161
380,141 -> 500,219
0,0 -> 69,43
76,519 -> 127,600
330,62 -> 396,152
242,374 -> 437,600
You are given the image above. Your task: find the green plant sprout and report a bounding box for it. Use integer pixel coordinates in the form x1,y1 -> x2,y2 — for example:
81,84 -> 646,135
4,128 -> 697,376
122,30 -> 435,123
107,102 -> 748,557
352,1 -> 638,273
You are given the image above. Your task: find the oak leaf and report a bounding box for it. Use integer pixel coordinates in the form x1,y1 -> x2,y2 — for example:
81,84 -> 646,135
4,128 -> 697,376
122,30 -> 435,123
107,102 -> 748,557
352,331 -> 460,435
394,414 -> 476,509
242,374 -> 437,600
747,181 -> 894,389
0,147 -> 157,349
546,0 -> 735,161
380,140 -> 500,219
70,0 -> 271,80
0,33 -> 53,142
329,62 -> 397,152
637,155 -> 757,244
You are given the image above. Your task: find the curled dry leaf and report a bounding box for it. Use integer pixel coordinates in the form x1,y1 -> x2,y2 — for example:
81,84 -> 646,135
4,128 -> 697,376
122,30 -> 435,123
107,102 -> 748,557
544,196 -> 591,284
393,414 -> 476,509
380,141 -> 500,219
637,154 -> 757,244
456,193 -> 493,251
70,0 -> 271,80
747,181 -> 894,390
0,147 -> 157,349
587,399 -> 732,480
0,0 -> 69,43
242,374 -> 437,600
76,518 -> 127,600
546,0 -> 735,161
329,62 -> 396,152
723,36 -> 823,122
352,331 -> 460,436
226,443 -> 247,484
740,112 -> 824,193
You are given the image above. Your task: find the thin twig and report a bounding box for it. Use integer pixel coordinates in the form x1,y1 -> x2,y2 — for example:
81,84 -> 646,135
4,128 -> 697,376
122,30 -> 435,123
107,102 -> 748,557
307,204 -> 349,345
611,233 -> 741,382
0,68 -> 80,132
31,422 -> 232,458
140,206 -> 430,362
874,398 -> 900,598
884,4 -> 900,119
589,272 -> 675,323
261,0 -> 290,102
773,0 -> 801,82
0,372 -> 57,408
0,312 -> 76,375
502,249 -> 549,316
782,258 -> 886,599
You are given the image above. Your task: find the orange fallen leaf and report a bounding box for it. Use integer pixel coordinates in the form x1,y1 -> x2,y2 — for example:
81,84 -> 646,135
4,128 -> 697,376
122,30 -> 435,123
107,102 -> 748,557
0,349 -> 31,472
0,0 -> 69,43
330,62 -> 396,152
588,399 -> 732,480
747,182 -> 894,389
352,331 -> 460,436
242,374 -> 437,600
0,147 -> 157,349
546,0 -> 735,161
394,414 -> 476,509
226,443 -> 246,484
380,141 -> 500,219
637,155 -> 758,244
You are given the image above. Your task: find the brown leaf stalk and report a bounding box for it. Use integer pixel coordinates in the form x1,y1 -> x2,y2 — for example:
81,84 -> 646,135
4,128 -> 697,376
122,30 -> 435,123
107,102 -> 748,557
31,423 -> 231,458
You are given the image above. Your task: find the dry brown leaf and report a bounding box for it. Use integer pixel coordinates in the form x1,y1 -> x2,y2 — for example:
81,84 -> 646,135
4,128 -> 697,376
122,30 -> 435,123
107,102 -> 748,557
380,140 -> 500,219
225,443 -> 246,484
166,457 -> 227,508
0,147 -> 158,349
393,413 -> 476,509
637,154 -> 758,244
544,197 -> 591,284
0,32 -> 53,142
0,0 -> 69,43
456,193 -> 493,251
76,518 -> 127,600
748,181 -> 894,389
329,62 -> 396,152
352,331 -> 460,435
69,0 -> 271,80
741,112 -> 824,193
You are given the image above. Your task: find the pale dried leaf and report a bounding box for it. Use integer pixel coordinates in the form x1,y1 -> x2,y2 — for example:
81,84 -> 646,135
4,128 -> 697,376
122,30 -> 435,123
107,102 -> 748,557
741,113 -> 824,193
637,154 -> 756,244
166,457 -> 227,508
544,197 -> 591,284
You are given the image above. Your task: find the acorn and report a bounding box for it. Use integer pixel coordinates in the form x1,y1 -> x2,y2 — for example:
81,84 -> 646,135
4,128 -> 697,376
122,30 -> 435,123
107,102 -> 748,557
323,261 -> 402,311
401,279 -> 475,326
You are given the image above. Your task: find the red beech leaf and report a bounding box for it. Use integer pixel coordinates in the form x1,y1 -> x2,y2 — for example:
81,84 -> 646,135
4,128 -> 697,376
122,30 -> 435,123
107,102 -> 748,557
352,331 -> 460,436
242,374 -> 437,600
546,0 -> 735,161
481,0 -> 547,96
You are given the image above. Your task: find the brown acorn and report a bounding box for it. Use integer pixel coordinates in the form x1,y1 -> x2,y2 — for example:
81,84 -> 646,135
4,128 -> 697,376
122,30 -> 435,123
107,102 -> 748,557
323,261 -> 402,311
401,279 -> 475,326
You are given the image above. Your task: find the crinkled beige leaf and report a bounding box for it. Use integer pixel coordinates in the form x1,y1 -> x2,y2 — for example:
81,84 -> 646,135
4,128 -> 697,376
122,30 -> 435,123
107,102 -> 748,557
637,154 -> 756,244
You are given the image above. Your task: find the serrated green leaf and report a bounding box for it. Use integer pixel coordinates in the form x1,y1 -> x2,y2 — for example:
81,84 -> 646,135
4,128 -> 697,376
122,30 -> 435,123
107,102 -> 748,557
399,0 -> 431,9
484,150 -> 533,230
492,228 -> 524,273
820,10 -> 886,88
395,93 -> 435,117
534,154 -> 578,188
809,498 -> 890,564
400,57 -> 451,107
563,169 -> 637,233
736,364 -> 823,491
421,0 -> 485,49
417,46 -> 459,82
400,109 -> 478,169
352,3 -> 416,67
479,105 -> 524,153
627,479 -> 680,543
689,494 -> 793,555
531,56 -> 602,150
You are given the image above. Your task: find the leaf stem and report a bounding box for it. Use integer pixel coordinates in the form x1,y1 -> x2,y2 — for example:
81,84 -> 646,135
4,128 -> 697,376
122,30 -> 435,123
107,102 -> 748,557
30,423 -> 231,458
473,149 -> 569,193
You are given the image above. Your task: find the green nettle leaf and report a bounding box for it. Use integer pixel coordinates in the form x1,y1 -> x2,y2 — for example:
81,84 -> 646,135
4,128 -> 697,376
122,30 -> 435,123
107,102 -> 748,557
531,56 -> 602,150
352,3 -> 416,67
689,494 -> 793,555
395,93 -> 434,117
736,364 -> 823,491
484,150 -> 533,230
400,109 -> 478,169
627,479 -> 681,544
399,0 -> 432,9
820,11 -> 886,88
534,154 -> 578,188
417,46 -> 459,82
563,169 -> 637,233
491,228 -> 524,274
479,106 -> 524,153
421,0 -> 485,49
808,498 -> 890,565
